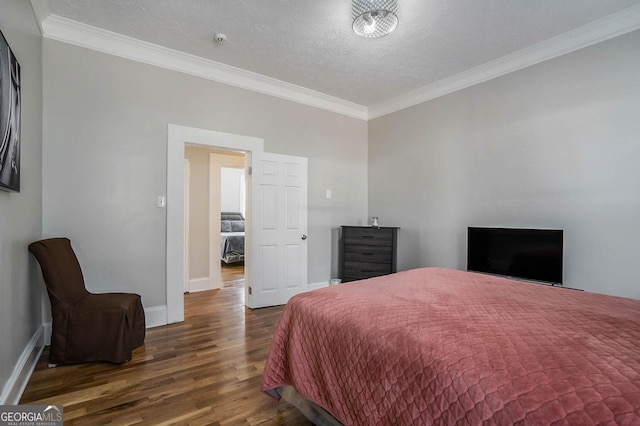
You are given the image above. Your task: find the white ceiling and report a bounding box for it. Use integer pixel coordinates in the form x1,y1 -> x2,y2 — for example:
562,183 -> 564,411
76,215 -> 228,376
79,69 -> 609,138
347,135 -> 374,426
35,0 -> 640,118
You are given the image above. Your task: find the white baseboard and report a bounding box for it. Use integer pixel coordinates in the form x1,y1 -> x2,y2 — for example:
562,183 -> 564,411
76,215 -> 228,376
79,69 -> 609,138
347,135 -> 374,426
188,277 -> 221,293
307,281 -> 330,290
43,322 -> 52,346
144,305 -> 167,328
0,327 -> 45,405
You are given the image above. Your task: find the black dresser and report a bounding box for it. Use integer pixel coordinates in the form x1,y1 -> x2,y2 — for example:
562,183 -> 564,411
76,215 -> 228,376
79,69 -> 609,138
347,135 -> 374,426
340,226 -> 398,282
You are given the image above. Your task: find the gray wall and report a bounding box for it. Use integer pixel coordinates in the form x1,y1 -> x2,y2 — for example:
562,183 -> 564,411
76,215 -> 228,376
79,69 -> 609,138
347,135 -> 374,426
0,0 -> 43,403
42,40 -> 368,309
369,30 -> 640,299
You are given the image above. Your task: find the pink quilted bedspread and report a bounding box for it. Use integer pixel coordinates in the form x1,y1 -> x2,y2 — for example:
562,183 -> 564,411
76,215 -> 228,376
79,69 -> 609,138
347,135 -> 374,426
261,268 -> 640,425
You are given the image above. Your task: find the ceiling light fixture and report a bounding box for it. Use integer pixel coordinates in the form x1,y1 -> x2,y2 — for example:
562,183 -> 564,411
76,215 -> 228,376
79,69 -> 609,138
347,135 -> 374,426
352,0 -> 398,38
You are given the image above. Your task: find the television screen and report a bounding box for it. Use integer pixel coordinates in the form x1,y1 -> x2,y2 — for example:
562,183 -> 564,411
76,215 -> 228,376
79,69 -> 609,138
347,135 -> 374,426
467,227 -> 563,285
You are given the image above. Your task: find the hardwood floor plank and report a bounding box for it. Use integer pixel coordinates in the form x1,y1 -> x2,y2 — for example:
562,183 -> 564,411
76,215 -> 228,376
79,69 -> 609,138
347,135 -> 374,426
20,264 -> 312,425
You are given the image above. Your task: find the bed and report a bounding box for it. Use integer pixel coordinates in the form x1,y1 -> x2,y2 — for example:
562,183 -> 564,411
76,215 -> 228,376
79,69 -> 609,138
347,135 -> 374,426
262,267 -> 640,425
220,212 -> 245,264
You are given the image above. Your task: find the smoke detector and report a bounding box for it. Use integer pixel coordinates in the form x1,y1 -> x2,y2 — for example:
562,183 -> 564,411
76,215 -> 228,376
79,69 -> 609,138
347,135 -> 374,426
214,33 -> 227,44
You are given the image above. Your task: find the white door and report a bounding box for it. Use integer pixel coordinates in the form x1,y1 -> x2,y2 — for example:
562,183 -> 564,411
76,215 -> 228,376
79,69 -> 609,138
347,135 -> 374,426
247,152 -> 308,308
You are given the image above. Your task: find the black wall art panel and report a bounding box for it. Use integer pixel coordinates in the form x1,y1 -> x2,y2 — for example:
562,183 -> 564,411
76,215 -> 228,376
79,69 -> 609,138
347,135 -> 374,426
0,29 -> 21,192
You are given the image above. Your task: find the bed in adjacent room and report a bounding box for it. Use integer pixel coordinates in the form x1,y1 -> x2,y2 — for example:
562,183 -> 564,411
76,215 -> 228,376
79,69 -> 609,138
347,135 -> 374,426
262,267 -> 640,425
220,212 -> 245,264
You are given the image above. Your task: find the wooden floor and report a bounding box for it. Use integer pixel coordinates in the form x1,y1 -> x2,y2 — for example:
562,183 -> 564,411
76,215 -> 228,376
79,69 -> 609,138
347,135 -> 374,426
20,264 -> 312,425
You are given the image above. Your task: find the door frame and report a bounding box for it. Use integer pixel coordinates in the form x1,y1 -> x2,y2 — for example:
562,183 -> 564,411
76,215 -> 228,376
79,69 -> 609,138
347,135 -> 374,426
167,124 -> 263,324
184,158 -> 191,293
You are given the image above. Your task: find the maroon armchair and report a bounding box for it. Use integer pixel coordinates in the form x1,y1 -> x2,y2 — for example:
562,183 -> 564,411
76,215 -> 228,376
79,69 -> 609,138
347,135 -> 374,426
29,238 -> 145,365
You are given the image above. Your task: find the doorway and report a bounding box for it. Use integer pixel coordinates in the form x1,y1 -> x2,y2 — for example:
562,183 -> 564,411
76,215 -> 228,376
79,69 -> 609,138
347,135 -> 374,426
184,145 -> 246,294
166,124 -> 263,324
166,125 -> 309,323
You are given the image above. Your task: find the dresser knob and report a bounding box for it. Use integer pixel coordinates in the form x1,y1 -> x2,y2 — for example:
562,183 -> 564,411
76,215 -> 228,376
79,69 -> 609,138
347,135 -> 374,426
301,234 -> 308,240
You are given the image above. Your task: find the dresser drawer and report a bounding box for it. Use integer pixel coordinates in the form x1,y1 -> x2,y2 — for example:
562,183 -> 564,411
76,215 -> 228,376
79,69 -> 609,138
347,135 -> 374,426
340,226 -> 398,282
343,227 -> 394,246
344,244 -> 392,263
343,261 -> 393,279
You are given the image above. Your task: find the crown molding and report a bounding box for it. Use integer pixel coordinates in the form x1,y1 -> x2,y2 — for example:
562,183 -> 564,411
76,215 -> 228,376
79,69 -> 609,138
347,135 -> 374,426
29,0 -> 50,35
39,14 -> 368,121
34,4 -> 640,121
368,4 -> 640,120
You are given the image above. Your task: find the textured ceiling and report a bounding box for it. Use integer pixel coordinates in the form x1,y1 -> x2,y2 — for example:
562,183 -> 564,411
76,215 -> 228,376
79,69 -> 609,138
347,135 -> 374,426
46,0 -> 640,106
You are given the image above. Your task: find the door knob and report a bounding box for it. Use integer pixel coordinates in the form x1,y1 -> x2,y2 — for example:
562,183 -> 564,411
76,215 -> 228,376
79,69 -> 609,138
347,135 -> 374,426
301,234 -> 308,240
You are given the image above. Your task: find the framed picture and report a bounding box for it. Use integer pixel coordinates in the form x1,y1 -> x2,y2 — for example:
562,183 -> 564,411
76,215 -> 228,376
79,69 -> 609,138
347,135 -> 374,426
0,29 -> 21,192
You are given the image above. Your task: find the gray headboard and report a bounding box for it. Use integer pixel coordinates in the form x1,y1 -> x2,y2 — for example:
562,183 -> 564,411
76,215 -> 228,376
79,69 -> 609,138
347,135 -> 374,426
221,212 -> 244,221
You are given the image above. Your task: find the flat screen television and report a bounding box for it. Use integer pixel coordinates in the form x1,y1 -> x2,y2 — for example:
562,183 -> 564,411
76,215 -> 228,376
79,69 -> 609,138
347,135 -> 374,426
467,227 -> 563,285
